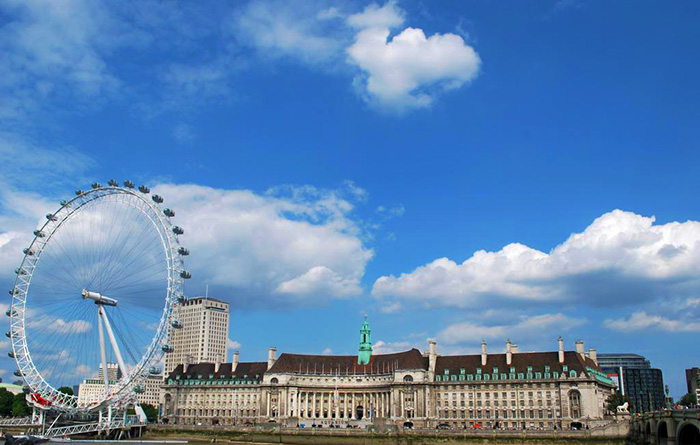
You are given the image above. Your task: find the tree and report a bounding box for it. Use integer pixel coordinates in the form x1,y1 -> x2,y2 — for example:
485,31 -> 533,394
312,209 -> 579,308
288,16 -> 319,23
678,392 -> 697,407
141,403 -> 158,422
11,393 -> 30,417
57,386 -> 74,396
128,404 -> 158,423
0,388 -> 15,416
606,392 -> 630,413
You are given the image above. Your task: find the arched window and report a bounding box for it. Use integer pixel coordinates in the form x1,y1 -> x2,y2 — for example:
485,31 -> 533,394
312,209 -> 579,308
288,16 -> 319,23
569,370 -> 577,378
404,375 -> 413,382
270,377 -> 279,384
568,390 -> 582,419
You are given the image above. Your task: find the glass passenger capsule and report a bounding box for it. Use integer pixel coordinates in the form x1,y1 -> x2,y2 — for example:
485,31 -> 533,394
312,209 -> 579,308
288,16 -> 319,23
163,208 -> 175,217
152,195 -> 164,204
108,179 -> 119,187
138,185 -> 150,193
178,247 -> 189,255
180,271 -> 191,279
124,180 -> 135,188
173,226 -> 184,235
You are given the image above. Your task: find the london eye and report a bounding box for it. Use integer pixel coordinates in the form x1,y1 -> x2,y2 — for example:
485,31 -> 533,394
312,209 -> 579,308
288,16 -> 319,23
7,180 -> 190,413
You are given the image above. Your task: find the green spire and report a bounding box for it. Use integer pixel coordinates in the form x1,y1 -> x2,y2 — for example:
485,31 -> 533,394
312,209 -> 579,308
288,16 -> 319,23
358,316 -> 372,365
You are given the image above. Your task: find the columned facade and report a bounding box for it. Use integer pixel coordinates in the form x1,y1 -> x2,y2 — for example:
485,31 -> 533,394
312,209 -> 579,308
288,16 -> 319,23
162,337 -> 614,430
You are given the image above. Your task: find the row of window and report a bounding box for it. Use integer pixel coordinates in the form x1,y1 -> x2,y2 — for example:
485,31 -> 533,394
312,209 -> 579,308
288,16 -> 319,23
440,391 -> 555,399
437,400 -> 557,407
436,369 -> 579,382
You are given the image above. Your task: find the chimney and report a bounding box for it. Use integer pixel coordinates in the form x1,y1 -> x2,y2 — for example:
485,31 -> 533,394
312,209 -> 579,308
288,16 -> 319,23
232,350 -> 239,372
267,347 -> 277,370
512,344 -> 519,354
589,348 -> 597,364
428,339 -> 437,379
481,340 -> 488,366
558,337 -> 565,364
506,339 -> 512,366
575,340 -> 584,356
183,362 -> 189,373
214,355 -> 221,373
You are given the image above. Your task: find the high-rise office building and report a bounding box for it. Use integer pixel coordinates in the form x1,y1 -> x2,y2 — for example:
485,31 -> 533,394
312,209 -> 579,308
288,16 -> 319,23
77,363 -> 161,407
164,297 -> 230,374
598,353 -> 665,413
97,362 -> 121,382
686,368 -> 700,401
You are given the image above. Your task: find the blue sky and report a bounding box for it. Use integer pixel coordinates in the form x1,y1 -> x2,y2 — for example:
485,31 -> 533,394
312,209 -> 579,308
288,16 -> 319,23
1,0 -> 699,398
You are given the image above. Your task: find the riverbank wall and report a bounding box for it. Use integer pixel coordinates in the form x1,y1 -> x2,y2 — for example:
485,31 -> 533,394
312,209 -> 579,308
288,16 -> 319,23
146,423 -> 630,445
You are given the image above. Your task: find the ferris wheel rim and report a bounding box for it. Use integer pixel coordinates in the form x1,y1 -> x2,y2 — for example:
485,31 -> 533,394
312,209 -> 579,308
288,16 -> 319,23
8,183 -> 188,412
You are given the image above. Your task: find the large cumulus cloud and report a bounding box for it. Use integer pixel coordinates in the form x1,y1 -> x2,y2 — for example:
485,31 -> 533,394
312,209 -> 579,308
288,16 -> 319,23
372,210 -> 700,309
152,182 -> 373,306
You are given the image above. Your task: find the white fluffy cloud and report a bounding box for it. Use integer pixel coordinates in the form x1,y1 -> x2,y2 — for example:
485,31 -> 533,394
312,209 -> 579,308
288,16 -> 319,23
228,339 -> 242,350
0,176 -> 374,308
373,210 -> 700,308
233,0 -> 344,64
437,313 -> 587,346
347,1 -> 404,29
232,0 -> 481,112
27,318 -> 92,334
347,2 -> 480,111
152,182 -> 373,306
0,0 -> 125,119
372,339 -> 413,354
604,311 -> 700,333
275,266 -> 362,298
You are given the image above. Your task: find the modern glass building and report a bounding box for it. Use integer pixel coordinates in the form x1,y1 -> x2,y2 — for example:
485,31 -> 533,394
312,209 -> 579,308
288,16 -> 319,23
598,353 -> 665,413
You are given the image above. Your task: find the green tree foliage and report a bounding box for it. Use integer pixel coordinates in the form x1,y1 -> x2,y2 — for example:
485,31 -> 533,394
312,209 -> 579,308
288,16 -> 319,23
678,392 -> 698,406
57,386 -> 74,396
0,388 -> 15,416
11,392 -> 30,417
141,403 -> 158,422
606,392 -> 630,412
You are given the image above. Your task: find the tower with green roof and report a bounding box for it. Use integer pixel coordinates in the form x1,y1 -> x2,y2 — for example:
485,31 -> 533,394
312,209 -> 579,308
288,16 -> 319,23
358,316 -> 373,365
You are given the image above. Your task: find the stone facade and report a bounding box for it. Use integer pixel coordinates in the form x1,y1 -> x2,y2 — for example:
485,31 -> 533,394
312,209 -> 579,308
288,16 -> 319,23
77,373 -> 163,408
164,297 -> 230,375
161,332 -> 614,429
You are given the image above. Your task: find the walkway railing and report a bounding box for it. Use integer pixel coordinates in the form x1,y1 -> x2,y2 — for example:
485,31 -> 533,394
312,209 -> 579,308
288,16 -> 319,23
45,418 -> 146,438
0,416 -> 40,426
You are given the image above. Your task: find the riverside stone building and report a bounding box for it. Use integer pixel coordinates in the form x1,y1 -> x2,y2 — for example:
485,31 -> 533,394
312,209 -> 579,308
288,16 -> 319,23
161,320 -> 614,429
